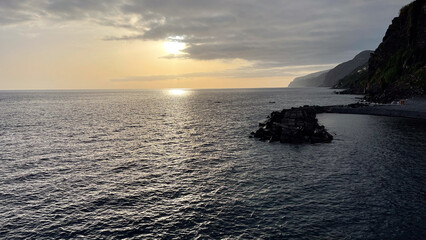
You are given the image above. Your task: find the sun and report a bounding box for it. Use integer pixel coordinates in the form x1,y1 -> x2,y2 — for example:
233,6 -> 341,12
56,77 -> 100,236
163,41 -> 186,54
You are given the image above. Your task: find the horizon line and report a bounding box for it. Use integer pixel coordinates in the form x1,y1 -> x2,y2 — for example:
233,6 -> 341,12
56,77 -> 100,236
0,86 -> 319,92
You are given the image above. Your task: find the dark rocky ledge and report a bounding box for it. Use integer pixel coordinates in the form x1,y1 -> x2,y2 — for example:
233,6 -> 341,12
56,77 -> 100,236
251,100 -> 426,144
250,105 -> 333,144
325,102 -> 426,119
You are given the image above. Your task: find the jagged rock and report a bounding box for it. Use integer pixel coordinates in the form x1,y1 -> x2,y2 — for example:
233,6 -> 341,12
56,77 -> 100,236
251,106 -> 333,144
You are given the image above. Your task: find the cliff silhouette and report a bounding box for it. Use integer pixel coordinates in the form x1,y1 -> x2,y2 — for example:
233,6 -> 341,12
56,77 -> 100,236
363,0 -> 426,102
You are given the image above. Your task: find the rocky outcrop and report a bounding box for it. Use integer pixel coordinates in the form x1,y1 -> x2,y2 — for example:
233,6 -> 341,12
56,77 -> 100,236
251,106 -> 333,144
360,0 -> 425,103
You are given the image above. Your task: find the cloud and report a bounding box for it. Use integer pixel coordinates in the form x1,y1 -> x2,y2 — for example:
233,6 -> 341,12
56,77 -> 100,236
114,0 -> 412,66
0,0 -> 43,26
0,0 -> 413,72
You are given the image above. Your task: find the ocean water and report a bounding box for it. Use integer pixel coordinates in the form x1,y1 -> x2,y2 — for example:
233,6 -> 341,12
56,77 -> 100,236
1,88 -> 425,239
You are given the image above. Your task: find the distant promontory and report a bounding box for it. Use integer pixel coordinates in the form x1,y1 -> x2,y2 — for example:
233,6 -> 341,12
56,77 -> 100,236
289,0 -> 426,103
288,50 -> 372,88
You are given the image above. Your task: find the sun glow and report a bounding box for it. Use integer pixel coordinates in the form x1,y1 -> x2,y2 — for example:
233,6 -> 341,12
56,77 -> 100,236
163,41 -> 186,54
168,89 -> 187,95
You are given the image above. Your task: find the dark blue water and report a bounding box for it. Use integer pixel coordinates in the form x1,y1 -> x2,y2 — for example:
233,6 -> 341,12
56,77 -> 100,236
1,88 -> 425,239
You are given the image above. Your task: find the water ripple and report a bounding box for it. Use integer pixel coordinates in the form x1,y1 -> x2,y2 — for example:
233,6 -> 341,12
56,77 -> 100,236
0,89 -> 425,239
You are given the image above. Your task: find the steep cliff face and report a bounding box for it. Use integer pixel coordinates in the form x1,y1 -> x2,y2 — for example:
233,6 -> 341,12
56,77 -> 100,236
287,50 -> 371,88
320,50 -> 373,87
288,70 -> 329,87
365,0 -> 426,102
333,63 -> 369,93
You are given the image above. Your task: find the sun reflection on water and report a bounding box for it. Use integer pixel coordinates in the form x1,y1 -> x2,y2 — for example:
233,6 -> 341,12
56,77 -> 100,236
168,89 -> 187,96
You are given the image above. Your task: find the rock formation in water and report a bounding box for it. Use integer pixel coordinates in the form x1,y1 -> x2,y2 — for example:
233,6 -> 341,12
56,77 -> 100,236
251,106 -> 333,144
288,50 -> 372,88
338,0 -> 426,102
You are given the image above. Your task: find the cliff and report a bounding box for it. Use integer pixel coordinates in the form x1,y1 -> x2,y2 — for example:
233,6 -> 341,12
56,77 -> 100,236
321,51 -> 372,87
288,50 -> 372,88
288,70 -> 329,87
333,63 -> 369,93
362,0 -> 426,102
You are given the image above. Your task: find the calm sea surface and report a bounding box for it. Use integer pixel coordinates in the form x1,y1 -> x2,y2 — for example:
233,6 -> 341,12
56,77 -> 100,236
1,88 -> 425,239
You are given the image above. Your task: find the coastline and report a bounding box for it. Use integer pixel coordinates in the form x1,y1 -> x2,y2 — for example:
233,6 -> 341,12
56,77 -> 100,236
323,97 -> 426,120
251,95 -> 425,144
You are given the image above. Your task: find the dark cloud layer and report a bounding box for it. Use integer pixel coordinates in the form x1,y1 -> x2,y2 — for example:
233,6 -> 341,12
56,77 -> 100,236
0,0 -> 412,68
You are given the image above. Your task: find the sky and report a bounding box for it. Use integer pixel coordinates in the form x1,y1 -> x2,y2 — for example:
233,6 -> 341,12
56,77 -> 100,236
0,0 -> 412,90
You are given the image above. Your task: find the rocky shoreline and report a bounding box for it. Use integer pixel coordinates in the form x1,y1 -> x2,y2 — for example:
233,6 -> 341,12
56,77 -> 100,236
325,102 -> 426,119
251,99 -> 426,144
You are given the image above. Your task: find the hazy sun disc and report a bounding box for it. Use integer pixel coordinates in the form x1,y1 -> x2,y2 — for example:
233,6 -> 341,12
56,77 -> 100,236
163,41 -> 186,54
168,89 -> 186,95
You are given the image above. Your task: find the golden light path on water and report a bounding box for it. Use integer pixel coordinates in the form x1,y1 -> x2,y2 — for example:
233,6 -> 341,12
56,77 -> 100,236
168,89 -> 187,96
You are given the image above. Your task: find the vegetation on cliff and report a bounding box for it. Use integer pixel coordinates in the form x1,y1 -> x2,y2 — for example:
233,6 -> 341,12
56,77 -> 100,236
333,63 -> 369,93
338,0 -> 426,102
288,50 -> 372,88
320,50 -> 372,87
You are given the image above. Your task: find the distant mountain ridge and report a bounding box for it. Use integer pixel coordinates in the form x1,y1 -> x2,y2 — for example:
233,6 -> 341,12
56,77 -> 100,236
332,0 -> 426,102
320,50 -> 372,87
333,62 -> 369,93
288,0 -> 425,103
288,50 -> 373,88
288,70 -> 329,88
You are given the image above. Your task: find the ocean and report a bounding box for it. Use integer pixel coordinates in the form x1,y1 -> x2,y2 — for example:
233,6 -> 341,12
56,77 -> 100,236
1,88 -> 425,239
